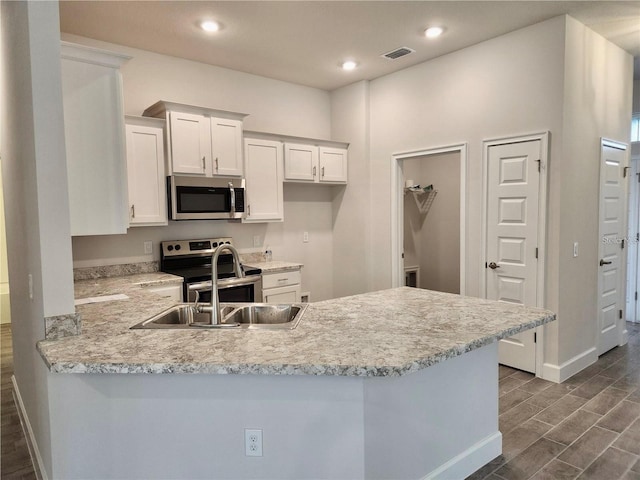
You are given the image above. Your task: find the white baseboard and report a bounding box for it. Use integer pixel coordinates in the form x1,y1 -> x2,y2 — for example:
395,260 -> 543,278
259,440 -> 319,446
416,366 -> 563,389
422,431 -> 502,480
12,375 -> 48,480
541,347 -> 598,383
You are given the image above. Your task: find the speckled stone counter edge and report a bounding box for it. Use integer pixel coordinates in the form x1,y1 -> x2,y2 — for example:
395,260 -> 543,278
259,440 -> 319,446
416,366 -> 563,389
44,313 -> 82,340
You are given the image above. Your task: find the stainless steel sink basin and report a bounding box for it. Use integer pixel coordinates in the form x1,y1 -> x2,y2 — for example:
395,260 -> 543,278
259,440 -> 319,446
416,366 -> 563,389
130,303 -> 307,330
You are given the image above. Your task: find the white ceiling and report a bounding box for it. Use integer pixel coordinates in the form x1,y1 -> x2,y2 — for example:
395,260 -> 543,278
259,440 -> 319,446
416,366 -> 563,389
59,1 -> 640,91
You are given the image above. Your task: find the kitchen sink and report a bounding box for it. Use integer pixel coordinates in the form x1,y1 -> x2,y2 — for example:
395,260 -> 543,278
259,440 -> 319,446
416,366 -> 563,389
130,303 -> 307,330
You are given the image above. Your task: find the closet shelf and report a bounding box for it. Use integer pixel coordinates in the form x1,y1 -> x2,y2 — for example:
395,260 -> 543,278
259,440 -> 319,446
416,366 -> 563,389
405,188 -> 438,215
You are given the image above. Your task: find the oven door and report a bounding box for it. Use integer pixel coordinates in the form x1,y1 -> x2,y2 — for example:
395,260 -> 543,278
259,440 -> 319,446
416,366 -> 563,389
187,275 -> 262,303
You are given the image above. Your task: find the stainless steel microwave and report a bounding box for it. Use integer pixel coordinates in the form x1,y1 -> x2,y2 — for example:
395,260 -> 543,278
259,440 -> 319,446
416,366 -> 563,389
168,176 -> 245,220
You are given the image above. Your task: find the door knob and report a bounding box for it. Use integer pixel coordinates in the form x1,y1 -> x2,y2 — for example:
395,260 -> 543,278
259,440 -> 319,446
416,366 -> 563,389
488,262 -> 500,269
600,259 -> 612,266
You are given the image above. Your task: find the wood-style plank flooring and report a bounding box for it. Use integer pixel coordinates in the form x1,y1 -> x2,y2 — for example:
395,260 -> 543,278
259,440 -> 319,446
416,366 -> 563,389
2,322 -> 640,479
1,324 -> 36,479
470,321 -> 640,480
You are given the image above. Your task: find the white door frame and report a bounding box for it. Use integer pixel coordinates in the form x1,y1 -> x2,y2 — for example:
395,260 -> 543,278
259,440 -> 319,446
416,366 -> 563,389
481,132 -> 549,377
391,143 -> 467,294
599,137 -> 630,351
626,143 -> 640,323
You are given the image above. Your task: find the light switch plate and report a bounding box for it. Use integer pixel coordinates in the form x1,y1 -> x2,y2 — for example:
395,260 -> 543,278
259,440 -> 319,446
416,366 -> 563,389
144,241 -> 153,255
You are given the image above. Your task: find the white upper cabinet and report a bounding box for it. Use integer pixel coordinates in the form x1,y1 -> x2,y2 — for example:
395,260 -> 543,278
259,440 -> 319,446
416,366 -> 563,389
243,137 -> 284,223
284,143 -> 319,182
125,116 -> 167,227
211,118 -> 244,177
279,137 -> 348,185
143,101 -> 247,178
169,111 -> 210,175
60,42 -> 131,236
319,146 -> 348,183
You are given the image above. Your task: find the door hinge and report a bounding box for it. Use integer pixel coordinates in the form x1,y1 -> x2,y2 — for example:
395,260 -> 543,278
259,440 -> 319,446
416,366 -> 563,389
635,291 -> 638,301
401,252 -> 405,259
535,247 -> 538,259
624,166 -> 630,178
534,332 -> 537,343
637,232 -> 639,242
535,159 -> 541,172
485,262 -> 488,269
619,310 -> 623,319
622,239 -> 625,249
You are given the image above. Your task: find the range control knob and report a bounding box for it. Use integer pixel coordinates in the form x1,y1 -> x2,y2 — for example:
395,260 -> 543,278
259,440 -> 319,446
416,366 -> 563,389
167,245 -> 174,251
212,242 -> 218,248
175,245 -> 181,251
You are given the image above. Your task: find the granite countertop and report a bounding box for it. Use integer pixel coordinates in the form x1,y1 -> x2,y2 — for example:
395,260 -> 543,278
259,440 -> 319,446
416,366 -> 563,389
243,260 -> 303,274
37,277 -> 555,376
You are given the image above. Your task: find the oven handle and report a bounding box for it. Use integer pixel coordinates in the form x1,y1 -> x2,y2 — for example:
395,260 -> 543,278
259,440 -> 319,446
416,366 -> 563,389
229,182 -> 236,218
188,275 -> 262,292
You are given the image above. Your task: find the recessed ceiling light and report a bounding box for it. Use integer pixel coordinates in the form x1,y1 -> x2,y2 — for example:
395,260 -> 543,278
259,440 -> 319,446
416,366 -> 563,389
425,26 -> 444,39
342,60 -> 357,71
201,20 -> 220,33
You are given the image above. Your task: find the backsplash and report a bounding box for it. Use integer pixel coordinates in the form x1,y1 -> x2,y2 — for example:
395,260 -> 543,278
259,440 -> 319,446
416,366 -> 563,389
73,261 -> 159,281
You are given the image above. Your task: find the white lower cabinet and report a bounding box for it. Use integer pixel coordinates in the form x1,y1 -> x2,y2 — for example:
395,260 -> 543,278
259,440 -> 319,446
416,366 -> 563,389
125,116 -> 167,226
243,137 -> 284,223
262,270 -> 302,303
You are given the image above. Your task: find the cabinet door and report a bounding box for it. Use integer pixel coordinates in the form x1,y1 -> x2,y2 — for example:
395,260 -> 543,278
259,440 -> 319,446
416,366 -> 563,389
243,138 -> 284,222
263,285 -> 301,304
126,121 -> 167,226
211,118 -> 243,177
319,147 -> 348,183
61,48 -> 129,236
168,111 -> 210,175
284,143 -> 318,182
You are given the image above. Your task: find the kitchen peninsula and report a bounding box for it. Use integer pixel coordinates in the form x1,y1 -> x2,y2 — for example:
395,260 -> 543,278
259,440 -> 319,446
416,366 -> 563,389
37,276 -> 555,480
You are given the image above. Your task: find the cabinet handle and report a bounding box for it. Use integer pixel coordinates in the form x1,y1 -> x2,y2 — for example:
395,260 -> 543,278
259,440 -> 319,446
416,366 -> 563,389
131,205 -> 135,219
215,157 -> 219,171
247,205 -> 251,216
321,166 -> 325,178
202,156 -> 206,171
278,278 -> 288,282
313,166 -> 317,177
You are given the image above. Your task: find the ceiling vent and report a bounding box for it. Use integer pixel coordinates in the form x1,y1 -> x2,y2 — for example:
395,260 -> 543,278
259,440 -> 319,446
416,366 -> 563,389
381,47 -> 415,60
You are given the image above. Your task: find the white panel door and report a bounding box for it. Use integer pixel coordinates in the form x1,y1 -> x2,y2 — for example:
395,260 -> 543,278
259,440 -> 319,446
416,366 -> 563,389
486,140 -> 541,373
210,118 -> 243,177
598,141 -> 628,355
169,112 -> 210,175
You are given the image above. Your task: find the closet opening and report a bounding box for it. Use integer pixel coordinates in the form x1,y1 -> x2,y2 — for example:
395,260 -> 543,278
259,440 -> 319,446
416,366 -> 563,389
391,144 -> 467,294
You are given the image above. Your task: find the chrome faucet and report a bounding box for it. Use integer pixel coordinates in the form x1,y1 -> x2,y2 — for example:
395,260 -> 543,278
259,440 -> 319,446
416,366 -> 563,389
196,244 -> 244,325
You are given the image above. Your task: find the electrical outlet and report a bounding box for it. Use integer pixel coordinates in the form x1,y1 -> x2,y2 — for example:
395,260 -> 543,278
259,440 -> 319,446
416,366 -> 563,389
144,241 -> 153,255
253,235 -> 261,247
303,231 -> 309,243
573,242 -> 579,258
245,429 -> 263,457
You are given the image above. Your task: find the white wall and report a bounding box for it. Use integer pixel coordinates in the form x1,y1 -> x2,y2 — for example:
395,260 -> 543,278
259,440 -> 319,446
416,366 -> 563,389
403,152 -> 460,294
367,16 -> 566,294
1,1 -> 76,476
330,81 -> 372,298
62,34 -> 337,301
547,16 -> 634,369
338,15 -> 632,378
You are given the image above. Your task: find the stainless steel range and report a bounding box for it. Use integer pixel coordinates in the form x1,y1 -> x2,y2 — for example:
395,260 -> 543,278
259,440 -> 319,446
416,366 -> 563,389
160,237 -> 262,303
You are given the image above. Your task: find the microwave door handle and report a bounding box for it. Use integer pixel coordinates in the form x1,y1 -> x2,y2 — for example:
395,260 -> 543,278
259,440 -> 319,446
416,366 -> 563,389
228,182 -> 236,217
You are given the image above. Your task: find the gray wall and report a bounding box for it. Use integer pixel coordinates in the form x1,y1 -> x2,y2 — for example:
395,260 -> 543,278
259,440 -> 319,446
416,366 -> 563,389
403,152 -> 460,294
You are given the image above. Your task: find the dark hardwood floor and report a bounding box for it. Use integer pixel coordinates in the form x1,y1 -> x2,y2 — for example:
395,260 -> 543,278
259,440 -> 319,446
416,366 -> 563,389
2,322 -> 640,479
1,324 -> 36,480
